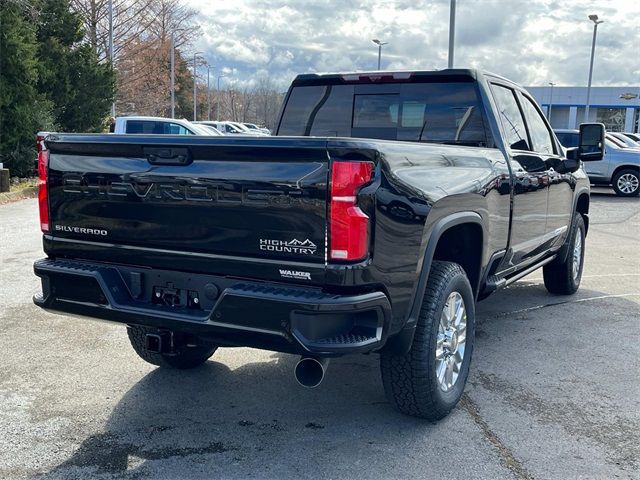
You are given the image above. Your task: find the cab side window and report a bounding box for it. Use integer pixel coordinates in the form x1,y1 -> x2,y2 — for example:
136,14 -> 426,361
491,85 -> 530,151
520,96 -> 555,155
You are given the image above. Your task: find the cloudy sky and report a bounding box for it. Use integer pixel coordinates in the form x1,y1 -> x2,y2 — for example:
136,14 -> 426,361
185,0 -> 640,89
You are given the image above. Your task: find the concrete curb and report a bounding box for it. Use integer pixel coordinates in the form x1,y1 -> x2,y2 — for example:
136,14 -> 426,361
0,186 -> 38,205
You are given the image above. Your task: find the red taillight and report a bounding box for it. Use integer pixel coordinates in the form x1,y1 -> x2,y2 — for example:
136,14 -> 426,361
329,161 -> 374,261
36,133 -> 49,154
38,150 -> 49,232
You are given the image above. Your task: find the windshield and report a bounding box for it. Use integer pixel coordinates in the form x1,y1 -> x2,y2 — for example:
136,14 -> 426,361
197,124 -> 223,135
606,134 -> 628,149
611,133 -> 639,147
278,81 -> 493,147
555,131 -> 579,148
230,122 -> 250,131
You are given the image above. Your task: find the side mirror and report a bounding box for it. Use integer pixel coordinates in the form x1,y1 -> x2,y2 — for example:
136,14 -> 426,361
578,123 -> 605,161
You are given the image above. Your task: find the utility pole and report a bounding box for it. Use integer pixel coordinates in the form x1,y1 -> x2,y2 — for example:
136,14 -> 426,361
108,0 -> 115,116
585,14 -> 604,122
448,0 -> 456,68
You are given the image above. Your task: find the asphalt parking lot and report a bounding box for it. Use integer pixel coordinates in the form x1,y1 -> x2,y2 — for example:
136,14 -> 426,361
1,190 -> 638,480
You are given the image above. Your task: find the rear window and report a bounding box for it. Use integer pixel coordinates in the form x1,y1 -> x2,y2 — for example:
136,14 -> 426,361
278,82 -> 493,147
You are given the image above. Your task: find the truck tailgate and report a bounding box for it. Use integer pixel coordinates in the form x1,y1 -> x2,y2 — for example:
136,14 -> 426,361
45,136 -> 329,276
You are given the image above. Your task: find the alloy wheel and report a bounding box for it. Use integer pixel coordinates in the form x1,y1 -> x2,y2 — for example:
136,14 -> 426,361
617,173 -> 639,195
572,230 -> 582,281
435,292 -> 467,392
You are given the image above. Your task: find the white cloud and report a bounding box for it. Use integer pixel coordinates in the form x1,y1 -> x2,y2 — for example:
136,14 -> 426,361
186,0 -> 640,89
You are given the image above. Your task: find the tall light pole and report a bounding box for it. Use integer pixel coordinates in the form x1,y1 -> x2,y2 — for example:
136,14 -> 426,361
372,39 -> 387,70
207,65 -> 212,121
193,51 -> 203,121
448,0 -> 456,68
585,14 -> 604,122
170,32 -> 176,118
548,82 -> 556,122
170,29 -> 186,118
108,0 -> 115,116
216,74 -> 226,121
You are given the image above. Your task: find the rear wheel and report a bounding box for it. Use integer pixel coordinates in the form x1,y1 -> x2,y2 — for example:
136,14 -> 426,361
380,261 -> 475,420
543,213 -> 585,295
612,169 -> 640,197
127,326 -> 217,369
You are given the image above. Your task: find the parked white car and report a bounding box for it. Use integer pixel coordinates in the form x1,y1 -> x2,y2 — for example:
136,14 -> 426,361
114,116 -> 217,135
227,121 -> 269,136
195,121 -> 264,136
196,124 -> 225,136
243,123 -> 271,135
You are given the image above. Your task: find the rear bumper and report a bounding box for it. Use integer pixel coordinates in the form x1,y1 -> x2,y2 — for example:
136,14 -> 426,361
33,258 -> 391,356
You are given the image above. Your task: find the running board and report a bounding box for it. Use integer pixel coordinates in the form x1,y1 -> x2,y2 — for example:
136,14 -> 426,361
484,255 -> 557,293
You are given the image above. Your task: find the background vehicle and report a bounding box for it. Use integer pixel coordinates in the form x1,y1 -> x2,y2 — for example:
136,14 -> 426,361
34,69 -> 603,420
227,121 -> 269,136
195,121 -> 262,136
609,132 -> 640,148
195,124 -> 224,136
243,123 -> 271,135
555,128 -> 640,196
114,116 -> 215,136
622,132 -> 640,143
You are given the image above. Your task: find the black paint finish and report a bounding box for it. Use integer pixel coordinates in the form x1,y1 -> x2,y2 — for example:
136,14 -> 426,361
35,69 -> 590,354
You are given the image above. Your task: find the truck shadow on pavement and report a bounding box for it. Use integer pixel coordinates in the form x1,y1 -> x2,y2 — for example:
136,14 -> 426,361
37,281 -> 640,479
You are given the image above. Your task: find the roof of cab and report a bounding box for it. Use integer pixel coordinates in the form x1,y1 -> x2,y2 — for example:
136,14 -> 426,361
291,68 -> 523,89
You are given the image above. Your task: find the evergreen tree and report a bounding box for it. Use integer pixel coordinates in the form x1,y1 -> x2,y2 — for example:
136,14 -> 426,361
0,0 -> 53,176
36,0 -> 115,132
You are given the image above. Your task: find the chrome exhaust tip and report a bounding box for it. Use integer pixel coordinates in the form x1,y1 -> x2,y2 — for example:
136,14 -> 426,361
294,357 -> 329,388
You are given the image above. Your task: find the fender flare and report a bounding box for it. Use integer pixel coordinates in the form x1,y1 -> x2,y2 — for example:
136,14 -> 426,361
383,211 -> 484,355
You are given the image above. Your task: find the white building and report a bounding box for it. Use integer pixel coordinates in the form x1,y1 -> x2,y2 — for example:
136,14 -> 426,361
526,86 -> 640,133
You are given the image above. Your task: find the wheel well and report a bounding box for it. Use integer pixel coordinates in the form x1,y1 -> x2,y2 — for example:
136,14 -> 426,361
433,223 -> 483,297
576,192 -> 589,234
612,165 -> 639,181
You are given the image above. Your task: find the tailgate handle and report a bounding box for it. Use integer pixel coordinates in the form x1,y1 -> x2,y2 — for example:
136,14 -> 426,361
144,147 -> 192,166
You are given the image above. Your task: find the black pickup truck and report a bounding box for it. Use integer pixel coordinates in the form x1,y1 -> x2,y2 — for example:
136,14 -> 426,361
33,69 -> 606,420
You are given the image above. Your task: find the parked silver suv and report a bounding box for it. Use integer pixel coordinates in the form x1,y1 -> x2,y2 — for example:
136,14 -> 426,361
555,129 -> 640,196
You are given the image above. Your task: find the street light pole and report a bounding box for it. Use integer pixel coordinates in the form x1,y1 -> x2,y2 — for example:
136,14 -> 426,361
216,74 -> 226,121
585,14 -> 604,122
548,82 -> 555,122
170,32 -> 175,118
192,51 -> 203,121
448,0 -> 456,68
108,0 -> 115,116
207,66 -> 212,121
170,29 -> 186,118
372,39 -> 388,70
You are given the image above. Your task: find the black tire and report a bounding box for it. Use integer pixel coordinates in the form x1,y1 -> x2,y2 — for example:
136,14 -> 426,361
543,213 -> 585,295
127,326 -> 217,369
380,261 -> 475,420
612,168 -> 640,197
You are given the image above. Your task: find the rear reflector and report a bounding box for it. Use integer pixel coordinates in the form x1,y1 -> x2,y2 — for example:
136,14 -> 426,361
37,150 -> 49,232
329,161 -> 374,261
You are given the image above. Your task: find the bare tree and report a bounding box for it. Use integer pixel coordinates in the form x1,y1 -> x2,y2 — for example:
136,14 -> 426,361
70,0 -> 155,62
